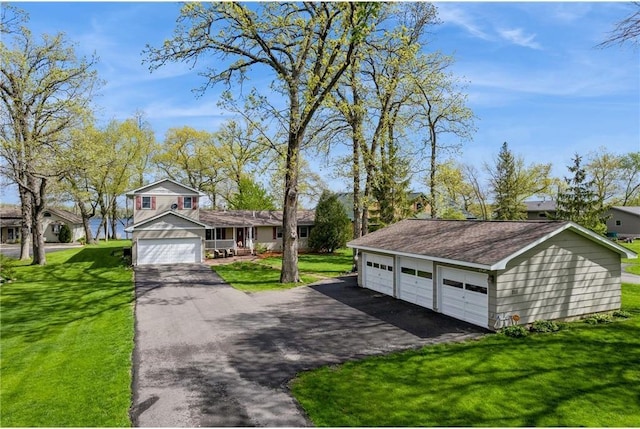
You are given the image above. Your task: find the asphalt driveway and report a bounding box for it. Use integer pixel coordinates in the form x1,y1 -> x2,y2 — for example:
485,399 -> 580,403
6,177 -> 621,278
131,264 -> 486,427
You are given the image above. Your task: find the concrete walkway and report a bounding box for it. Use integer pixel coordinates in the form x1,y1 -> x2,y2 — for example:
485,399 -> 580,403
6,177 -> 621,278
130,265 -> 484,427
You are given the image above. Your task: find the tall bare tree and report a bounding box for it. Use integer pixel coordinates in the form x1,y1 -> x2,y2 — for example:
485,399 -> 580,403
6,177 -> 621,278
598,2 -> 640,48
145,2 -> 379,282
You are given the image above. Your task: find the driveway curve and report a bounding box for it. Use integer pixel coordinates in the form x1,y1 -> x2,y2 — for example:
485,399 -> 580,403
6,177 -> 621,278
131,264 -> 485,427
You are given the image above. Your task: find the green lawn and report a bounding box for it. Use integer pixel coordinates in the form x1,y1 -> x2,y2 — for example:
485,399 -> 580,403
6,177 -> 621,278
214,248 -> 353,292
0,241 -> 134,427
291,283 -> 640,427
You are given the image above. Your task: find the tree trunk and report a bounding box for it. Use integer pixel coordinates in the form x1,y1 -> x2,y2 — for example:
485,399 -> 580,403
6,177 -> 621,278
77,200 -> 96,245
429,122 -> 438,219
110,201 -> 118,239
351,71 -> 364,271
18,184 -> 32,260
30,175 -> 47,265
280,132 -> 301,284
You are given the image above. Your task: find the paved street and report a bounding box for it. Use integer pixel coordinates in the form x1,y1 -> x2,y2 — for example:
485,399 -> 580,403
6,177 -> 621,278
131,265 -> 484,427
0,243 -> 82,259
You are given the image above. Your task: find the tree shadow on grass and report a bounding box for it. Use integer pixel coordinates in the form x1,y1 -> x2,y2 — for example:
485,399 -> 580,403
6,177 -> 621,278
0,247 -> 134,343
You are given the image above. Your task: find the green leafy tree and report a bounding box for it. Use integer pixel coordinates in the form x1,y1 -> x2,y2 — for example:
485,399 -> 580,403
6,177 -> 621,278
0,8 -> 99,264
309,191 -> 351,253
555,154 -> 608,234
145,2 -> 379,283
227,176 -> 276,211
58,224 -> 72,243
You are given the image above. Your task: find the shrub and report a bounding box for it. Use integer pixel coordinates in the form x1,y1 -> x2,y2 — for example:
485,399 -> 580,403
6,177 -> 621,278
530,320 -> 562,333
613,310 -> 631,319
501,325 -> 528,338
58,224 -> 72,243
584,313 -> 613,325
78,236 -> 86,245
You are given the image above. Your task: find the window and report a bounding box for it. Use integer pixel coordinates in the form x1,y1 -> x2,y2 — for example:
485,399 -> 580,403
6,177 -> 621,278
51,224 -> 62,234
401,267 -> 416,275
373,263 -> 380,269
366,261 -> 373,267
443,279 -> 463,289
538,213 -> 547,218
466,283 -> 487,294
183,196 -> 193,209
276,226 -> 283,239
616,220 -> 622,226
206,229 -> 213,240
43,212 -> 52,217
417,270 -> 432,279
142,196 -> 152,209
216,228 -> 226,240
388,266 -> 393,272
298,225 -> 309,238
380,264 -> 387,270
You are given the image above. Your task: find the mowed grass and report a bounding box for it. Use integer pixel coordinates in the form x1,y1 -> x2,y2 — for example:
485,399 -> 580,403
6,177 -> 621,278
622,240 -> 640,275
214,248 -> 353,292
291,283 -> 640,427
0,241 -> 134,427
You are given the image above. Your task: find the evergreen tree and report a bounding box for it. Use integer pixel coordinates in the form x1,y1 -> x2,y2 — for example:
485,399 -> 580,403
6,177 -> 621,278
58,224 -> 72,243
491,142 -> 525,220
309,191 -> 352,253
555,154 -> 608,234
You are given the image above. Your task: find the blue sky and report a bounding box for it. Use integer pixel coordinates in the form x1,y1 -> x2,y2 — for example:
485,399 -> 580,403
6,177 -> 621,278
2,2 -> 639,206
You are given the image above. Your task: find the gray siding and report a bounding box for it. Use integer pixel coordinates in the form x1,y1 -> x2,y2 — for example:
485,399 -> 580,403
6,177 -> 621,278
606,208 -> 640,236
495,229 -> 621,325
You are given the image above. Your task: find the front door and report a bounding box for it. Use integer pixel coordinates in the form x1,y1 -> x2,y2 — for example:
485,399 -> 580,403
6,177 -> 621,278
236,228 -> 244,247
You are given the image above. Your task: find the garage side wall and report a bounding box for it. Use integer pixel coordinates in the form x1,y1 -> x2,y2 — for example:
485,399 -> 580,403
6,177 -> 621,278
495,230 -> 621,325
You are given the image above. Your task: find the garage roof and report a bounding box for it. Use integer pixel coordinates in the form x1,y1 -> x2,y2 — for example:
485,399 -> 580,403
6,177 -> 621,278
348,219 -> 636,270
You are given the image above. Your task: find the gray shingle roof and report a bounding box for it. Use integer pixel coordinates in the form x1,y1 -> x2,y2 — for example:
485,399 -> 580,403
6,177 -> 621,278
524,200 -> 557,212
610,206 -> 640,217
198,210 -> 315,228
348,219 -> 573,267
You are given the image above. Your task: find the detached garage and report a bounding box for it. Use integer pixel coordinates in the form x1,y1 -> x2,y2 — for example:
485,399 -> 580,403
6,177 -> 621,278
348,219 -> 636,330
126,212 -> 206,266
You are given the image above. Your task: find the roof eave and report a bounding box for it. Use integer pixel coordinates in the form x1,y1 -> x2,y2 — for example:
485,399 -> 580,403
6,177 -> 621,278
125,178 -> 206,197
347,243 -> 493,271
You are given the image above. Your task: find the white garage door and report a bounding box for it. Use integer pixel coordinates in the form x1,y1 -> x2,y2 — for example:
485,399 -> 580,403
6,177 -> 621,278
363,253 -> 394,296
398,257 -> 433,309
440,267 -> 488,328
138,238 -> 201,265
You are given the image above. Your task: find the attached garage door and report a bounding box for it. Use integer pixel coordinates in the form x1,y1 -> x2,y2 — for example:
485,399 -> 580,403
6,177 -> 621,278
363,253 -> 394,296
138,238 -> 201,265
398,257 -> 433,309
440,267 -> 488,328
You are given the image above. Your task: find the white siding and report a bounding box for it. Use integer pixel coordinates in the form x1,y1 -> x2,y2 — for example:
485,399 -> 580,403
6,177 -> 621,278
495,229 -> 621,326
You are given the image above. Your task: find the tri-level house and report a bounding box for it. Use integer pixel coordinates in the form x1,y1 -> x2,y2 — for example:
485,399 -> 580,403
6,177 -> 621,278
125,178 -> 315,266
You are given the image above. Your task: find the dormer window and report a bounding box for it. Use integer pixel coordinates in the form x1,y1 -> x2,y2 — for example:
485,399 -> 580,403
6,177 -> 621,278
141,196 -> 152,209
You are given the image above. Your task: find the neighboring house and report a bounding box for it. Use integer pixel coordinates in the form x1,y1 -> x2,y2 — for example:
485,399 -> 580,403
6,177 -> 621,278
124,178 -> 315,266
524,200 -> 557,220
0,208 -> 21,244
606,206 -> 640,239
348,219 -> 635,331
0,207 -> 83,243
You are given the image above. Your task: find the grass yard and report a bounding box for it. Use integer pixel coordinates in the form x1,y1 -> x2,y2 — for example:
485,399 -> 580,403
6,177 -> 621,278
0,241 -> 134,427
622,240 -> 640,275
214,248 -> 353,292
291,283 -> 640,427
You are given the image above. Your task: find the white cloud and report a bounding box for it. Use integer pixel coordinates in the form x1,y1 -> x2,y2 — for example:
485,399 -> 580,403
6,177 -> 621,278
497,28 -> 542,50
436,4 -> 493,41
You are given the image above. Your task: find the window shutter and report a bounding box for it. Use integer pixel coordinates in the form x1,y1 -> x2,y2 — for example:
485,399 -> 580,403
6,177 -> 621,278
178,196 -> 183,209
151,197 -> 156,210
192,196 -> 198,210
273,227 -> 276,239
136,196 -> 141,210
